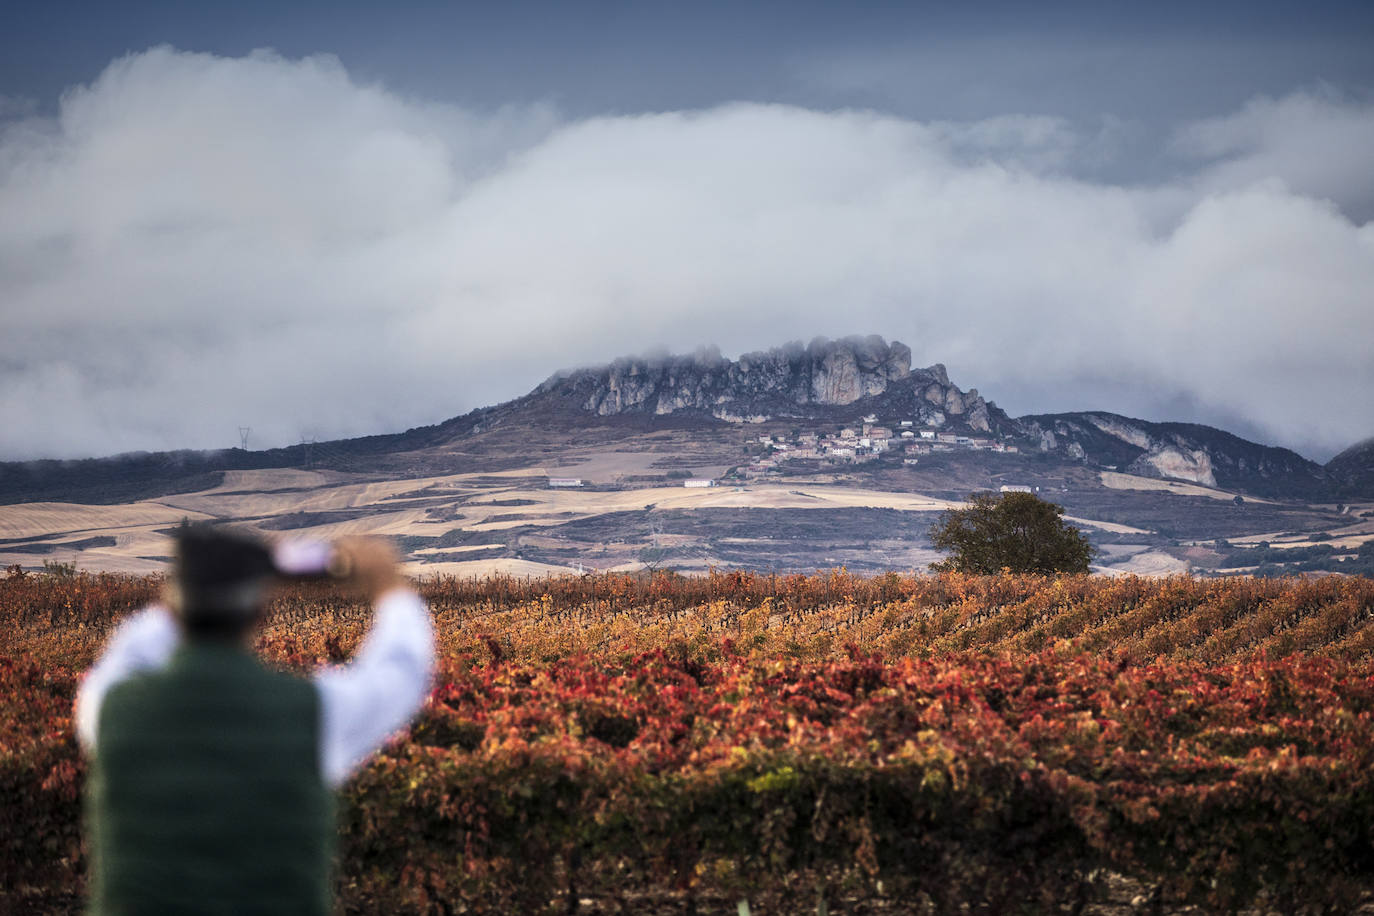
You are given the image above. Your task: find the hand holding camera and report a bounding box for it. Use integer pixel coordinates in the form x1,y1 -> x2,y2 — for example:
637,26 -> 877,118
273,535 -> 404,602
328,536 -> 404,602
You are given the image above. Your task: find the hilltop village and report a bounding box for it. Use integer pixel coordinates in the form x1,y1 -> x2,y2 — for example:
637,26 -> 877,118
742,413 -> 1020,480
543,412 -> 1029,492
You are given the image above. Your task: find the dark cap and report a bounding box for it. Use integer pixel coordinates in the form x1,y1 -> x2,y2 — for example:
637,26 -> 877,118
172,524 -> 278,633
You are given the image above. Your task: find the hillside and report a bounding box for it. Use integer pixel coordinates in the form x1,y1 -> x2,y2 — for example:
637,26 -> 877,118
0,337 -> 1370,577
1329,438 -> 1374,497
1019,411 -> 1334,500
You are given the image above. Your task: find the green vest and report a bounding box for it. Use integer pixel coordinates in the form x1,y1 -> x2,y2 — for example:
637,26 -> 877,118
88,643 -> 334,915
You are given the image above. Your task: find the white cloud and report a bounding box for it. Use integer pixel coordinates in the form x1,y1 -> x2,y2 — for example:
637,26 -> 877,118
0,48 -> 1371,461
1172,89 -> 1374,220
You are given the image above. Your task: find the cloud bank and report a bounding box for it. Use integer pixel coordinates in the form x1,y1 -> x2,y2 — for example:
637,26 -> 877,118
1,47 -> 1371,461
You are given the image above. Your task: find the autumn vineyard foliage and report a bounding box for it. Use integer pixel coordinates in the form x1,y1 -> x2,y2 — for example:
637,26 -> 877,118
5,568 -> 1374,913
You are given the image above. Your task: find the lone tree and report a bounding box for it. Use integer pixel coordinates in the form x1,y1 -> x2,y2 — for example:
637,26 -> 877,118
929,491 -> 1094,574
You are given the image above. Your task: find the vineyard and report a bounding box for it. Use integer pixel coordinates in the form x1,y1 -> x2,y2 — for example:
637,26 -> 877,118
5,568 -> 1374,913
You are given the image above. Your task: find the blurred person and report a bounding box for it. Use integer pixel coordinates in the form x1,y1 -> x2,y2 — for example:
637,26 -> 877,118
74,527 -> 434,914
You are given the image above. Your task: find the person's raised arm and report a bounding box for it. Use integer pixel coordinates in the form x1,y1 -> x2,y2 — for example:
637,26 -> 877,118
312,538 -> 434,788
75,604 -> 181,752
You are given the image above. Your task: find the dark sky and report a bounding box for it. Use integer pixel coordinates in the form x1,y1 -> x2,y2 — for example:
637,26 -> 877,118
8,1 -> 1373,119
1,0 -> 1372,462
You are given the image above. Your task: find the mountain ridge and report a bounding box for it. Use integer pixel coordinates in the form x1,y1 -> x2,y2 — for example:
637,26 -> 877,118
0,336 -> 1367,504
536,335 -> 1016,437
1019,411 -> 1333,500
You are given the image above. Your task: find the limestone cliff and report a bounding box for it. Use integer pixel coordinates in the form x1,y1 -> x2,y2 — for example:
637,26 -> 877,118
1021,412 -> 1332,499
537,336 -> 1013,434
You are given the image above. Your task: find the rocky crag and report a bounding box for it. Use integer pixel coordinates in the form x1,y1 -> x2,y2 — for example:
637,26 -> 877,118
538,335 -> 1016,435
1021,412 -> 1333,499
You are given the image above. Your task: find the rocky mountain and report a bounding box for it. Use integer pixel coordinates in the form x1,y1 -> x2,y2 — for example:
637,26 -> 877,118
537,337 -> 1349,499
1020,412 -> 1333,499
1,336 -> 1366,506
1327,438 -> 1374,497
536,335 -> 1019,436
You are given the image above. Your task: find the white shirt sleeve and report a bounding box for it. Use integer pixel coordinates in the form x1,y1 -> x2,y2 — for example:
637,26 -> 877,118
313,587 -> 435,787
74,605 -> 181,751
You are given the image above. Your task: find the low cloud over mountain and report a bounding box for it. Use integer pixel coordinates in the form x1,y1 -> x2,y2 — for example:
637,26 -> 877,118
1,47 -> 1371,461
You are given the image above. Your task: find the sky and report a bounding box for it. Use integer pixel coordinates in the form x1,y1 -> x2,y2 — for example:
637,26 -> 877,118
1,1 -> 1372,462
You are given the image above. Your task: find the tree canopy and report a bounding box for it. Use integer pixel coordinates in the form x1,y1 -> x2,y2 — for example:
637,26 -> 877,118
929,491 -> 1094,575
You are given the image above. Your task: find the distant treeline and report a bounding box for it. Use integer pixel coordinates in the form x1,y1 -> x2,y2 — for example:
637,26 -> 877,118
1215,539 -> 1374,577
